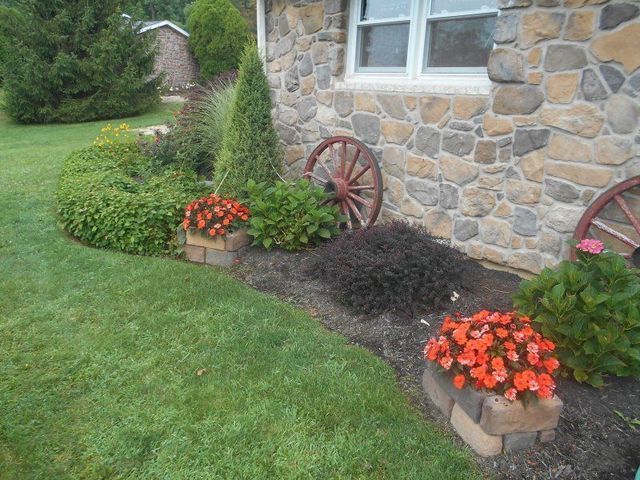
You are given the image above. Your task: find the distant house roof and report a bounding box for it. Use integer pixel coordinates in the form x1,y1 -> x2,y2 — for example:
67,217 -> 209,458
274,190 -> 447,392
138,20 -> 190,37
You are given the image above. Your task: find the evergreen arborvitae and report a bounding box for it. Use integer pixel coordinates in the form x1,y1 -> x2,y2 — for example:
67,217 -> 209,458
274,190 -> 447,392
215,43 -> 282,198
187,0 -> 249,79
3,0 -> 161,123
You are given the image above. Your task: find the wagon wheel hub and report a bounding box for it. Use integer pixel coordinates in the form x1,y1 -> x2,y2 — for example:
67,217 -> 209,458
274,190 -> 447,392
303,136 -> 383,230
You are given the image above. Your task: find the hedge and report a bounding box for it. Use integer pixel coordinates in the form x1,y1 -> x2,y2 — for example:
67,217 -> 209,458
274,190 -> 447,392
56,144 -> 208,256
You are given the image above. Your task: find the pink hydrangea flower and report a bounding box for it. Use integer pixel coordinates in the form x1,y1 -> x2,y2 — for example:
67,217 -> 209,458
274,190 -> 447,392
576,239 -> 605,255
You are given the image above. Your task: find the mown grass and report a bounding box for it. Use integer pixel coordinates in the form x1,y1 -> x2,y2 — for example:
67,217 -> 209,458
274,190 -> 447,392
0,103 -> 481,479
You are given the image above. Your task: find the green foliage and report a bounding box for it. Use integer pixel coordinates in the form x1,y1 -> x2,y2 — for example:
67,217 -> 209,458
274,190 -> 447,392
0,6 -> 23,84
125,0 -> 191,23
3,1 -> 161,123
246,179 -> 341,251
514,251 -> 640,387
140,82 -> 236,175
56,144 -> 207,255
187,0 -> 250,79
215,43 -> 282,197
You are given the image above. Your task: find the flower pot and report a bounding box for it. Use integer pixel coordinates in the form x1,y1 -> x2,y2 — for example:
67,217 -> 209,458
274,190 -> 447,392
423,362 -> 563,457
184,228 -> 251,266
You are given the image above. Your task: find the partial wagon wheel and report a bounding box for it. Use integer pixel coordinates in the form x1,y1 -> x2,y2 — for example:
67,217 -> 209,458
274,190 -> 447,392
303,136 -> 383,229
573,176 -> 640,267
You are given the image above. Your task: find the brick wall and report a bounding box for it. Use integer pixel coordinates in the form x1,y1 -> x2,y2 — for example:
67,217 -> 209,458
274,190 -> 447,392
263,0 -> 640,274
150,26 -> 199,88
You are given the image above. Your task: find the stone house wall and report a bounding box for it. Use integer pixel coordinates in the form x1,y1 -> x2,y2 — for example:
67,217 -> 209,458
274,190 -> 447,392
263,0 -> 640,274
149,26 -> 199,88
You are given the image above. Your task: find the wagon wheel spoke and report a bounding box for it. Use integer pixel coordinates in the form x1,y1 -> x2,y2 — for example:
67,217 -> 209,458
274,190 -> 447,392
591,218 -> 640,249
348,192 -> 372,209
303,171 -> 328,185
349,184 -> 374,192
345,150 -> 360,181
614,194 -> 640,235
341,201 -> 353,230
340,141 -> 347,179
328,143 -> 339,174
346,197 -> 366,226
349,164 -> 371,185
317,155 -> 333,178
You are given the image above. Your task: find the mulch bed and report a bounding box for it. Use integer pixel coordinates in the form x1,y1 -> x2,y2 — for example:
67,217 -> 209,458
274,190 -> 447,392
231,247 -> 640,480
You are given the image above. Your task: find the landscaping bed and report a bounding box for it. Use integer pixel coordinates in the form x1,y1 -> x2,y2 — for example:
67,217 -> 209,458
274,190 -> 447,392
233,247 -> 640,480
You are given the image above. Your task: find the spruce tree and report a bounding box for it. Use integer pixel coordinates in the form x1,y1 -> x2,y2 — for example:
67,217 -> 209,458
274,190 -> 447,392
3,0 -> 161,123
215,42 -> 282,198
187,0 -> 249,79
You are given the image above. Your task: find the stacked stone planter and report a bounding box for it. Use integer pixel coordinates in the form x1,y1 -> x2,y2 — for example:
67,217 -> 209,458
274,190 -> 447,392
422,362 -> 563,457
183,229 -> 251,267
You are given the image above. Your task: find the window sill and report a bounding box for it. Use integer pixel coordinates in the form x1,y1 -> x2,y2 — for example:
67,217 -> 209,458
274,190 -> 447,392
335,74 -> 492,96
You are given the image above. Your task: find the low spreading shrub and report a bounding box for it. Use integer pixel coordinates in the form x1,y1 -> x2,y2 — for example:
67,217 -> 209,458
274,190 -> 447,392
246,179 -> 341,251
514,239 -> 640,387
424,311 -> 560,402
57,141 -> 207,256
309,220 -> 465,315
182,193 -> 249,237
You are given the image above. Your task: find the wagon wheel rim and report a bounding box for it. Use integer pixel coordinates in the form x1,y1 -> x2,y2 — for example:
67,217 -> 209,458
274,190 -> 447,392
303,136 -> 383,230
573,176 -> 640,267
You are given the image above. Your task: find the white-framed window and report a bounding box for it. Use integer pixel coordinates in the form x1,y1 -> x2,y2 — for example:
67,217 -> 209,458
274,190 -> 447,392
346,0 -> 498,85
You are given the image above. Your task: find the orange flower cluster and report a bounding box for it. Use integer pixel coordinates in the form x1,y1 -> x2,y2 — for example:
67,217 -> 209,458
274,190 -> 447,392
182,194 -> 249,237
424,311 -> 560,402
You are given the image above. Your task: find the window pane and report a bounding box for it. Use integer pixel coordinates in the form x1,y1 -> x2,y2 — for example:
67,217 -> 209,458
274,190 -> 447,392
430,0 -> 497,15
358,23 -> 410,69
424,15 -> 496,69
361,0 -> 411,21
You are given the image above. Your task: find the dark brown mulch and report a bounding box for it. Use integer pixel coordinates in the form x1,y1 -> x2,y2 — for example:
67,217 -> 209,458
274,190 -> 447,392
231,247 -> 640,480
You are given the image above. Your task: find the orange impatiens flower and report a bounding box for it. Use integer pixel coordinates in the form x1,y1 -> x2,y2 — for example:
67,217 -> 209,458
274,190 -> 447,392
424,311 -> 560,402
453,374 -> 466,389
183,194 -> 250,238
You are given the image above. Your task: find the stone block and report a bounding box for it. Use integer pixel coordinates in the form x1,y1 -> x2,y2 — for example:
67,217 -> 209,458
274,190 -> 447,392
480,218 -> 511,247
474,140 -> 497,164
506,179 -> 542,205
422,368 -> 455,418
440,154 -> 479,186
595,137 -> 634,166
352,113 -> 380,145
424,208 -> 453,239
381,120 -> 414,145
452,96 -> 488,120
334,91 -> 353,117
454,218 -> 479,241
548,133 -> 591,162
442,131 -> 475,156
450,404 -> 503,457
503,432 -> 538,452
546,162 -> 612,187
461,187 -> 496,217
494,14 -> 518,43
546,72 -> 578,103
205,249 -> 239,267
544,45 -> 587,72
538,429 -> 556,443
488,48 -> 525,83
520,150 -> 544,182
581,69 -> 608,102
440,184 -> 459,209
600,64 -> 625,93
300,4 -> 324,34
590,23 -> 640,73
354,92 -> 376,113
600,2 -> 639,30
378,93 -> 407,120
565,10 -> 594,41
606,95 -> 639,135
483,114 -> 513,136
426,363 -> 488,423
406,154 -> 437,179
519,11 -> 565,48
415,126 -> 441,157
513,207 -> 538,236
493,85 -> 544,115
480,395 -> 563,435
545,206 -> 583,233
539,104 -> 604,138
419,95 -> 451,124
507,251 -> 543,274
406,179 -> 439,206
184,244 -> 205,264
545,178 -> 580,203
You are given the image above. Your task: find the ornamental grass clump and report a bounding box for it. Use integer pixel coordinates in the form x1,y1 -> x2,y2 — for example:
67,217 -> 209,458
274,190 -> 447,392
514,239 -> 640,387
310,220 -> 465,315
424,311 -> 560,402
182,194 -> 249,238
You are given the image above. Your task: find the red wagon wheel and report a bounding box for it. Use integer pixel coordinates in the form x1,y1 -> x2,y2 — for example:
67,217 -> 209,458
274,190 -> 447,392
303,136 -> 383,229
573,176 -> 640,267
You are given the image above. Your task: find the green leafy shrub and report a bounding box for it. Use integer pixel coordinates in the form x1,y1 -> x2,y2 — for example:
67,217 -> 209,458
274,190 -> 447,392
246,179 -> 341,251
309,221 -> 466,316
140,82 -> 236,175
215,43 -> 282,197
187,0 -> 250,79
514,246 -> 640,387
3,2 -> 160,123
57,143 -> 207,256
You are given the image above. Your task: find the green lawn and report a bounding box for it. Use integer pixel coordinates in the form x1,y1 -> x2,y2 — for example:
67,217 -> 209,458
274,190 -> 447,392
0,104 -> 480,479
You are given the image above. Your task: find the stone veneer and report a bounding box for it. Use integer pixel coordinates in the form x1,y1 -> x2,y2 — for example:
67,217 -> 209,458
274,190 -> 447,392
148,26 -> 199,88
263,0 -> 640,274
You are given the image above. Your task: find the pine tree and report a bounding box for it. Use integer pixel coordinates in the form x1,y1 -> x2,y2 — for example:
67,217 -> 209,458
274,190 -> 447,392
3,0 -> 161,123
215,43 -> 282,198
187,0 -> 249,79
